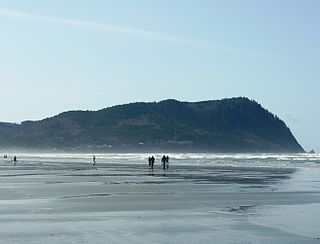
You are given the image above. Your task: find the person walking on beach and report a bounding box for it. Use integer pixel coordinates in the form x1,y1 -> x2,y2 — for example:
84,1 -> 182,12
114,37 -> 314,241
151,156 -> 155,169
93,155 -> 96,166
148,156 -> 152,167
166,155 -> 169,169
161,155 -> 166,170
13,156 -> 17,166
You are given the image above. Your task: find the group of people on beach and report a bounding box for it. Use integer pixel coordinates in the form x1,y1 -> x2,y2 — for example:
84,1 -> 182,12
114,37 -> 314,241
3,154 -> 170,169
161,155 -> 169,169
3,155 -> 18,165
148,155 -> 169,170
148,156 -> 155,168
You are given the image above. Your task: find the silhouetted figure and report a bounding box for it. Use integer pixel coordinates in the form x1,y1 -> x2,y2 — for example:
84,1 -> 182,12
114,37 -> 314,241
148,156 -> 154,175
13,156 -> 17,166
93,155 -> 96,166
166,155 -> 169,169
4,155 -> 7,159
161,155 -> 166,170
148,157 -> 152,167
151,156 -> 155,169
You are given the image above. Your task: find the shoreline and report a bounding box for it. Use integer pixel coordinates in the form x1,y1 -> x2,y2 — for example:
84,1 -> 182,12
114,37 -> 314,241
0,153 -> 319,243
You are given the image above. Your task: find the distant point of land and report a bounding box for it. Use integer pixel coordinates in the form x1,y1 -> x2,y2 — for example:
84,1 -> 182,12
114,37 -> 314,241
0,97 -> 304,153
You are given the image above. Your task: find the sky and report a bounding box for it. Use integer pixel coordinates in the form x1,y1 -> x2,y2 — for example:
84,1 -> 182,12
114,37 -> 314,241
0,0 -> 319,152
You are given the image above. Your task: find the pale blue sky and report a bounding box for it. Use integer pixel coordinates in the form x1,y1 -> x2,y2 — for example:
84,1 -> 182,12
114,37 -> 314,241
0,0 -> 319,151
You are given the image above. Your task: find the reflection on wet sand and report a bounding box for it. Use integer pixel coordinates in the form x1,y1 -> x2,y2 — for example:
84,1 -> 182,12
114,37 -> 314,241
0,153 -> 319,243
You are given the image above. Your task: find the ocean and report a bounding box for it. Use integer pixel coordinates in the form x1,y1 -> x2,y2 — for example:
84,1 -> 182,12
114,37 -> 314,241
0,153 -> 319,243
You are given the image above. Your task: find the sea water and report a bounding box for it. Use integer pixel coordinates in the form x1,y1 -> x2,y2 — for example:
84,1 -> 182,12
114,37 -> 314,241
0,153 -> 319,243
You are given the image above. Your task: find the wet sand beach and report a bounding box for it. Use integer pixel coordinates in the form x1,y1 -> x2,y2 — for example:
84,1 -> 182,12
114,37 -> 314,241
0,153 -> 319,243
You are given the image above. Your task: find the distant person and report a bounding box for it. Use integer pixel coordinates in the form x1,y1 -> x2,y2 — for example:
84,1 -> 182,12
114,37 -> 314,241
93,155 -> 96,166
148,157 -> 152,167
4,155 -> 7,159
13,156 -> 17,166
161,155 -> 166,170
149,157 -> 154,174
151,156 -> 155,169
166,155 -> 169,169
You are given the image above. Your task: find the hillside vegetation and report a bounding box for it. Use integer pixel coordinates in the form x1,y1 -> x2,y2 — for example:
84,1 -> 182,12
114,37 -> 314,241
0,97 -> 304,152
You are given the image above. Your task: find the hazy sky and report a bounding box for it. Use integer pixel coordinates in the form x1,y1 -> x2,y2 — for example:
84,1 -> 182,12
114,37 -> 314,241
0,0 -> 319,151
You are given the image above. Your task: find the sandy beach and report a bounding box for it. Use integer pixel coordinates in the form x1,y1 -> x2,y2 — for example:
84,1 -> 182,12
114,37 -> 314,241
0,153 -> 319,243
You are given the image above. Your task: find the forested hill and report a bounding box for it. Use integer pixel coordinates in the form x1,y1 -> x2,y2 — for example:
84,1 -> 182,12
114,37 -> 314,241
0,97 -> 304,152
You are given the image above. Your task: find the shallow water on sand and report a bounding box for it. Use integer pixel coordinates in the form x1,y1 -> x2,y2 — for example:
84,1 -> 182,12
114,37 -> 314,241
0,153 -> 319,243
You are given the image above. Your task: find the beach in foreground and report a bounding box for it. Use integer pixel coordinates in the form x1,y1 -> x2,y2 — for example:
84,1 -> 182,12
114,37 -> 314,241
0,153 -> 319,243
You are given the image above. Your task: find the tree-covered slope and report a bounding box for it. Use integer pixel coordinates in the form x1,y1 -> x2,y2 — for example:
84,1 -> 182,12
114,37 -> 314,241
0,97 -> 304,152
